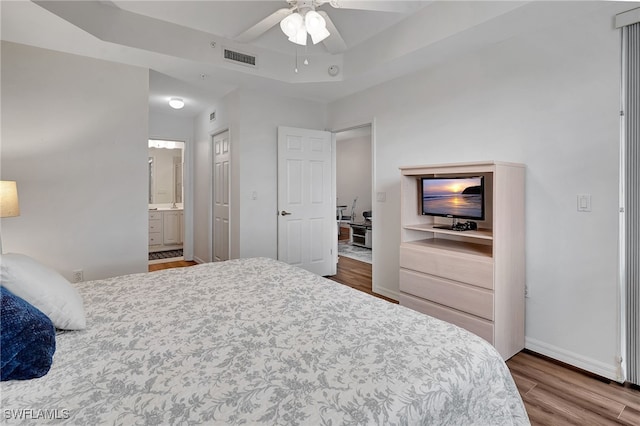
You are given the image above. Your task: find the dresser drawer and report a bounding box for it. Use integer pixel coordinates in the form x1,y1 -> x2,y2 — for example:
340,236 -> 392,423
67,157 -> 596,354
148,232 -> 162,245
400,292 -> 494,344
149,211 -> 162,221
400,244 -> 493,290
149,219 -> 162,232
399,269 -> 494,320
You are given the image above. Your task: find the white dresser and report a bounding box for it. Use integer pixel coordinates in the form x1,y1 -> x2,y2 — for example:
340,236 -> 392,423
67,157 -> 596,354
398,161 -> 525,360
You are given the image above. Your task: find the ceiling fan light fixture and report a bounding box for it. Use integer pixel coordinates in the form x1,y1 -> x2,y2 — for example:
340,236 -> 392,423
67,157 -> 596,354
288,28 -> 308,45
308,25 -> 330,44
280,13 -> 303,38
305,11 -> 330,44
304,11 -> 324,31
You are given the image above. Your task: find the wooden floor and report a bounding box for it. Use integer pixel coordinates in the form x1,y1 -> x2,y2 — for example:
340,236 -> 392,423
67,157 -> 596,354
148,259 -> 197,272
149,257 -> 640,425
507,350 -> 640,425
326,255 -> 397,303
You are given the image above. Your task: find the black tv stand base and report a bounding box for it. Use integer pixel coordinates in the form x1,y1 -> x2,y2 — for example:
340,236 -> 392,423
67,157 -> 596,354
434,221 -> 478,232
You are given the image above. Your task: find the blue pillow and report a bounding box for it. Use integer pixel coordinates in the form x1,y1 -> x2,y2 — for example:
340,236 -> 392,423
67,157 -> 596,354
1,286 -> 56,381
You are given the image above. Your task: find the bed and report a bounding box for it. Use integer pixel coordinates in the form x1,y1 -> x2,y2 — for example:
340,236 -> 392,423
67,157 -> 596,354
1,257 -> 529,425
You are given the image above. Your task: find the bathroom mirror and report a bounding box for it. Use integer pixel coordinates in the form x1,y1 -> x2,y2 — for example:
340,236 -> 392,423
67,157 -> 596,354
148,140 -> 184,206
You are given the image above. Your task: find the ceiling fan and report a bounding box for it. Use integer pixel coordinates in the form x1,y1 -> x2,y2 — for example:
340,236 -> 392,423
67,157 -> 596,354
235,0 -> 413,54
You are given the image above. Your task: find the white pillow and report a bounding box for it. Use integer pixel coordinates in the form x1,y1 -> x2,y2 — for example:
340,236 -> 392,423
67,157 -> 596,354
0,253 -> 86,330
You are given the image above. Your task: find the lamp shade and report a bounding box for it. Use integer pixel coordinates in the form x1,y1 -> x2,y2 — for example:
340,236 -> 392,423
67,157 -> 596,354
305,11 -> 330,44
0,181 -> 20,218
280,13 -> 303,38
288,28 -> 308,45
281,13 -> 307,45
308,25 -> 330,44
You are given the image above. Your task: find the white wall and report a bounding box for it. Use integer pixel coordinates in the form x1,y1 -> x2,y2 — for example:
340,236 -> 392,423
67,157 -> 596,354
1,41 -> 149,280
337,134 -> 372,222
192,89 -> 326,262
149,110 -> 194,143
193,90 -> 240,263
328,4 -> 623,379
235,90 -> 326,259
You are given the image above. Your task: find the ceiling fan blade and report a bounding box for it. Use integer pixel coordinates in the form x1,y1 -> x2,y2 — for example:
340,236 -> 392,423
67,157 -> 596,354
235,7 -> 293,43
323,0 -> 417,13
317,11 -> 347,54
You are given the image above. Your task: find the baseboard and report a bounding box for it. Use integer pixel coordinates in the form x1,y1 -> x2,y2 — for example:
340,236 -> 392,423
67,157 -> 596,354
148,257 -> 183,265
373,285 -> 399,302
525,337 -> 621,382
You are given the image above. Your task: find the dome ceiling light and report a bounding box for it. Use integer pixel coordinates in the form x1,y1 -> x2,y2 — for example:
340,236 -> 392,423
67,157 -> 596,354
169,98 -> 185,109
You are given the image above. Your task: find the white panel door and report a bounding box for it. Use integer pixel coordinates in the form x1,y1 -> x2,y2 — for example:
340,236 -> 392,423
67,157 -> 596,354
278,126 -> 336,276
213,130 -> 230,262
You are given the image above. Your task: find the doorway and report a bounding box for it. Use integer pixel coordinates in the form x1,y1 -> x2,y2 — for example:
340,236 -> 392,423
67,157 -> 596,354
148,139 -> 185,263
333,125 -> 373,290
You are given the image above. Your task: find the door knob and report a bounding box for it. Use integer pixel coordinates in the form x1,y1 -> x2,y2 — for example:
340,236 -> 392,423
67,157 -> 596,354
280,210 -> 292,216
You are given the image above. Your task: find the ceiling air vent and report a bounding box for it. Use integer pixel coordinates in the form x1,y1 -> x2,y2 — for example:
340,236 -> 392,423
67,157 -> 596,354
223,48 -> 257,68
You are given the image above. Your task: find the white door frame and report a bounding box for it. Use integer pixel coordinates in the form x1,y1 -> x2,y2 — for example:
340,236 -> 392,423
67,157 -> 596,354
331,118 -> 376,287
148,138 -> 192,261
183,138 -> 193,261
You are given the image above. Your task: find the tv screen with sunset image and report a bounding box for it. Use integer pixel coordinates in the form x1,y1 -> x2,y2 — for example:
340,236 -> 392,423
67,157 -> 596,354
421,176 -> 484,220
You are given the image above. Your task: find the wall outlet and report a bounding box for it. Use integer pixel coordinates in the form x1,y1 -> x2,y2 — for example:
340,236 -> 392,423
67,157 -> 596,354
72,269 -> 84,283
524,285 -> 530,298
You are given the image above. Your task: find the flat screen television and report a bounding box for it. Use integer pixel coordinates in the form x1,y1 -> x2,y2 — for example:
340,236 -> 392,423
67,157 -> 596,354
420,176 -> 485,220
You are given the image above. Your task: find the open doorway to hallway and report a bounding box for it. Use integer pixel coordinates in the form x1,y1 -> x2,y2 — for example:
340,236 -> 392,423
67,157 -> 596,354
333,125 -> 373,292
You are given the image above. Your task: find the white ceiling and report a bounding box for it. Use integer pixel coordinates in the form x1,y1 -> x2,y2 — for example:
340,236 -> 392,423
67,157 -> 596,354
1,1 -> 632,117
111,1 -> 428,55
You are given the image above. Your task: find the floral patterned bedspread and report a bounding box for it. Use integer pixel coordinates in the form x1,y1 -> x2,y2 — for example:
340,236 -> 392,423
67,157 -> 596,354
1,257 -> 529,425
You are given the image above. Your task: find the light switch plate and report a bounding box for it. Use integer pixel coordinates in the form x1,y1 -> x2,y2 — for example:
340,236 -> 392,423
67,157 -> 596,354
577,194 -> 591,212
